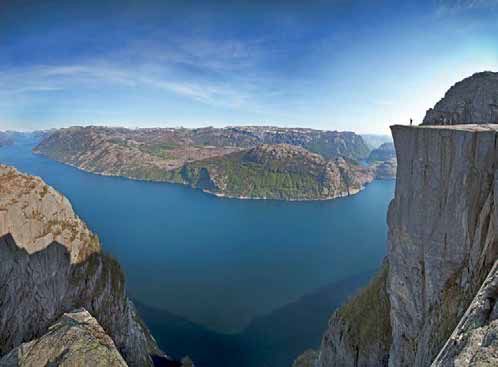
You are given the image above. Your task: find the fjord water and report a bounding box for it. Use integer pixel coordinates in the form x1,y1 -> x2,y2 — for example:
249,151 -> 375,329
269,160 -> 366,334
0,137 -> 394,366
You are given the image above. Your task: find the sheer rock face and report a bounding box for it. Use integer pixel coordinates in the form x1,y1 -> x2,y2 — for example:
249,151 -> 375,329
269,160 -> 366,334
313,124 -> 498,367
387,124 -> 498,366
0,309 -> 128,367
423,72 -> 498,125
0,166 -> 165,366
432,260 -> 498,367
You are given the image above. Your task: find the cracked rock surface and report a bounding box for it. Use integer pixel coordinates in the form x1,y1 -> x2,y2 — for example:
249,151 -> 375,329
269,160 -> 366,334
432,261 -> 498,366
422,72 -> 498,125
0,309 -> 128,367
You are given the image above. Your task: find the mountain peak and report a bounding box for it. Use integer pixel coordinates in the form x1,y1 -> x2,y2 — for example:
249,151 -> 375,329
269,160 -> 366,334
422,71 -> 498,125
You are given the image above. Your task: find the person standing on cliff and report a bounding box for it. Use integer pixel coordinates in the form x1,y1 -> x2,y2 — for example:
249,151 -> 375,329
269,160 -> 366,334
410,118 -> 413,126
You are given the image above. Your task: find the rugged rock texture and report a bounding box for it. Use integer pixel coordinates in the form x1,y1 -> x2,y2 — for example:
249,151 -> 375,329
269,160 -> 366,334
423,72 -> 498,125
0,166 -> 167,366
0,164 -> 100,263
432,260 -> 498,366
387,124 -> 498,366
174,144 -> 374,200
0,309 -> 127,367
316,261 -> 391,367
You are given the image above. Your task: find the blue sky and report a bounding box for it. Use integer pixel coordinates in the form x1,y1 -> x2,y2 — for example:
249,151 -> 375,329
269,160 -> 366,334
1,0 -> 497,133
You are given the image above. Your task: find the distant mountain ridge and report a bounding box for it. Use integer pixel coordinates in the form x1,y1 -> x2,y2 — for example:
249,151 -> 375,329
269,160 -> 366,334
33,125 -> 374,201
361,134 -> 393,149
0,132 -> 13,147
167,144 -> 374,200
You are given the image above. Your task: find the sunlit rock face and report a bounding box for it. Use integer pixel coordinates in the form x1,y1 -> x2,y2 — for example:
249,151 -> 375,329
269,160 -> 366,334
0,166 -> 168,366
422,72 -> 498,125
0,164 -> 100,263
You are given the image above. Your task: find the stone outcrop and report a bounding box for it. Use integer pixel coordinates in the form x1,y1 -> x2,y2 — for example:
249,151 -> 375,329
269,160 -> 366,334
432,260 -> 498,366
423,72 -> 498,125
0,164 -> 100,263
0,166 -> 169,366
312,124 -> 498,367
0,309 -> 127,367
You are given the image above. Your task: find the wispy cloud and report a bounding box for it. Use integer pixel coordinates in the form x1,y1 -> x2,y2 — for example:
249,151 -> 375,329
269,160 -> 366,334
436,0 -> 498,15
0,33 -> 289,112
0,62 -> 257,110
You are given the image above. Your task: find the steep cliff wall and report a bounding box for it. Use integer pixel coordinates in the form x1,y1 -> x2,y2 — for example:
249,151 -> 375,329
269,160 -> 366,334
312,124 -> 498,367
388,124 -> 498,366
432,260 -> 498,366
0,165 -> 168,366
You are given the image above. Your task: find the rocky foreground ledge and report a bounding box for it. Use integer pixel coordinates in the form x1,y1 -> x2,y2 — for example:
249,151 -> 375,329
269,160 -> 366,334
300,124 -> 498,367
0,165 -> 175,366
0,309 -> 127,367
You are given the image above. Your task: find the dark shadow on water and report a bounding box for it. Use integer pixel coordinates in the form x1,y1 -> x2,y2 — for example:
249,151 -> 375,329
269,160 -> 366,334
136,269 -> 375,367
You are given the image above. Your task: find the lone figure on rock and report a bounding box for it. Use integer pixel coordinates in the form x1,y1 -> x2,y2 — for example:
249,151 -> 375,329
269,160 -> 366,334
410,118 -> 413,126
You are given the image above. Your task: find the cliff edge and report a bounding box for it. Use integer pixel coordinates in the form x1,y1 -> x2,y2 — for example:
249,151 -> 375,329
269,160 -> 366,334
310,124 -> 498,367
0,165 -> 170,366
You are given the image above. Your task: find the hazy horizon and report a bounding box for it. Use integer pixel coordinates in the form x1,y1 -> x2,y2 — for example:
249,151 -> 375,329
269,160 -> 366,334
2,0 -> 498,134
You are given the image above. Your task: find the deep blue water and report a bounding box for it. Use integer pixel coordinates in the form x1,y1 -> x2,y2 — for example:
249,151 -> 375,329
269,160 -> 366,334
0,137 -> 394,365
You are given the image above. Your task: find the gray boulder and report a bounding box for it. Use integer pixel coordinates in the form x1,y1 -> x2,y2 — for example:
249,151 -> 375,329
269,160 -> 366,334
0,309 -> 127,367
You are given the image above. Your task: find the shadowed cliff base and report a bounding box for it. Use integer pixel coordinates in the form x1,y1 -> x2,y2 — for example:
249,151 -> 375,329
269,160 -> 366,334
0,233 -> 170,367
135,270 -> 375,367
